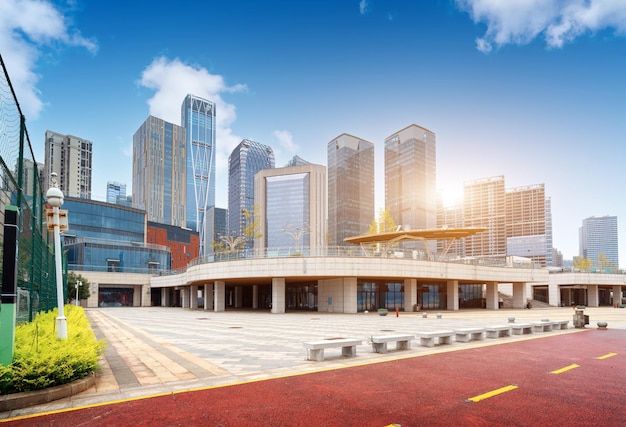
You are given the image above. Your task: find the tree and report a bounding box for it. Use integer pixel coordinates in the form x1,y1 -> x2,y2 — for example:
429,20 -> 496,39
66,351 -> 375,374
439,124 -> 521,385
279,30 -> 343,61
67,271 -> 91,302
367,209 -> 397,234
573,256 -> 592,272
597,253 -> 616,271
242,206 -> 262,245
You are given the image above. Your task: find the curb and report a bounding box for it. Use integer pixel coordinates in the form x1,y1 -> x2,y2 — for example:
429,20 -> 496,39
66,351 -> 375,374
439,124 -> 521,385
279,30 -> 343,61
0,374 -> 95,412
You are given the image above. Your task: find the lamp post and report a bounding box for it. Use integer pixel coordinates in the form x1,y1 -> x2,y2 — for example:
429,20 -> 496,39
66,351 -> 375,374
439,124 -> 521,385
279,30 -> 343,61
75,280 -> 82,306
46,173 -> 67,340
282,224 -> 310,252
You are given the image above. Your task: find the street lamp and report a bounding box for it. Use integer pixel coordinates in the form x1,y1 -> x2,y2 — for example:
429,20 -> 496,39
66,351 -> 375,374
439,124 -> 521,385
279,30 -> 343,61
75,280 -> 82,306
46,172 -> 67,340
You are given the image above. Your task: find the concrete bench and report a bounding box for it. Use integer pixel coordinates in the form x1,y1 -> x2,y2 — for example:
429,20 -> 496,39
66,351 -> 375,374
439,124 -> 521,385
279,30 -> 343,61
532,322 -> 554,333
303,338 -> 362,361
416,330 -> 454,347
552,320 -> 569,330
510,323 -> 534,335
370,334 -> 414,354
485,325 -> 511,339
454,328 -> 485,343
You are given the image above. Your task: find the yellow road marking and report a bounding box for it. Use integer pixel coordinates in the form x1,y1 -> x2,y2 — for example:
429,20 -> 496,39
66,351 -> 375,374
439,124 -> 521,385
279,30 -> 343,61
596,353 -> 617,360
550,364 -> 579,374
467,385 -> 518,402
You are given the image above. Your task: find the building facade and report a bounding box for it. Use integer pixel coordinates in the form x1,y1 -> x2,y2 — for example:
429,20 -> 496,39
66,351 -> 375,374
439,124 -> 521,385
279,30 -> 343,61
505,184 -> 550,267
147,221 -> 199,270
463,176 -> 506,258
181,95 -> 216,257
228,139 -> 275,245
132,115 -> 186,227
44,130 -> 92,199
206,206 -> 228,253
384,124 -> 436,232
327,133 -> 375,247
254,164 -> 327,252
579,215 -> 619,269
436,193 -> 465,257
106,181 -> 127,204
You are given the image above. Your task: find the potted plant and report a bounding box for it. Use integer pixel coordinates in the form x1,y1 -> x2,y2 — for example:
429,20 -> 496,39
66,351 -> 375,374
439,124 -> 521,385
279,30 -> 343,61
377,308 -> 388,316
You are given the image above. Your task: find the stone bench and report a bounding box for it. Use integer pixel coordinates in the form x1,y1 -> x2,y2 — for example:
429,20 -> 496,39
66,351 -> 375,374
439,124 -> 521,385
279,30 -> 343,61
454,328 -> 485,343
303,338 -> 362,361
485,325 -> 511,339
532,322 -> 554,333
552,320 -> 569,330
510,323 -> 534,335
416,330 -> 454,347
370,334 -> 414,354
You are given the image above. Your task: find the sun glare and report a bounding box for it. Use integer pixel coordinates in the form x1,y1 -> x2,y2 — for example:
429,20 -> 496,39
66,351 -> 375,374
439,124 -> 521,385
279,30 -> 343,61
439,184 -> 464,208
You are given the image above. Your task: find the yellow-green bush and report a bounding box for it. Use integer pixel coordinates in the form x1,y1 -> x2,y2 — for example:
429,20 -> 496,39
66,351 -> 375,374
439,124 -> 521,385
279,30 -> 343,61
0,305 -> 105,394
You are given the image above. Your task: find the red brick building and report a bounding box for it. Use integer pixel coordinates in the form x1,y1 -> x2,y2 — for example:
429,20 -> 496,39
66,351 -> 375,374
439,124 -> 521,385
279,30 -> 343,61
147,222 -> 199,270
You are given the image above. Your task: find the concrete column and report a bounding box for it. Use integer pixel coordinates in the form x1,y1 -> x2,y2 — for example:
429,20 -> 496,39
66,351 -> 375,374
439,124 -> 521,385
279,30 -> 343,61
404,278 -> 417,312
446,280 -> 459,311
271,278 -> 286,314
204,283 -> 214,310
190,285 -> 198,309
343,278 -> 357,314
179,288 -> 188,308
485,282 -> 499,310
612,285 -> 622,306
512,282 -> 528,309
235,286 -> 243,308
160,288 -> 167,307
252,285 -> 259,309
214,281 -> 226,312
587,285 -> 599,307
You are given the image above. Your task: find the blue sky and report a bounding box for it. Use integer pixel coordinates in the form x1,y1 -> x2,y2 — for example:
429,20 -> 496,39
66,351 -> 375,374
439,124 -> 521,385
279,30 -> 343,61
2,0 -> 626,264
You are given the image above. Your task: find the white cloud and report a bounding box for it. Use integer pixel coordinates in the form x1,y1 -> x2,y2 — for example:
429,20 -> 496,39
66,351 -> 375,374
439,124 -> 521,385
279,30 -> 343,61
0,0 -> 97,119
272,130 -> 298,164
359,0 -> 369,15
455,0 -> 626,52
138,57 -> 247,198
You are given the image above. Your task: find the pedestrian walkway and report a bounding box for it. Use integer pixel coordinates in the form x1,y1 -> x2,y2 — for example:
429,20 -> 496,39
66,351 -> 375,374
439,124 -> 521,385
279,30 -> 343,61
2,306 -> 625,420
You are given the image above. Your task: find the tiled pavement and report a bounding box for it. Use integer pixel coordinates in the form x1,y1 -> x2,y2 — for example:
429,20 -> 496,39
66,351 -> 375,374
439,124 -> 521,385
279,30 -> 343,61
3,306 -> 625,419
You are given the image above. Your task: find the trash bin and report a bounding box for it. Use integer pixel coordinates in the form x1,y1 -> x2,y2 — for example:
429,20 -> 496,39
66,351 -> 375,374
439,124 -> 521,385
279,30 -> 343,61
573,309 -> 586,328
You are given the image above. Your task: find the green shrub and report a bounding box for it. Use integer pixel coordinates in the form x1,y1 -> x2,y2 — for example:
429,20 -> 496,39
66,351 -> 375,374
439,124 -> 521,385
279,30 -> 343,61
0,305 -> 105,394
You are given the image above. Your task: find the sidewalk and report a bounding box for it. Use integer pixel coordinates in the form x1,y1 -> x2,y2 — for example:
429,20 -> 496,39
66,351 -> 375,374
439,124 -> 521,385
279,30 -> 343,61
2,306 -> 625,419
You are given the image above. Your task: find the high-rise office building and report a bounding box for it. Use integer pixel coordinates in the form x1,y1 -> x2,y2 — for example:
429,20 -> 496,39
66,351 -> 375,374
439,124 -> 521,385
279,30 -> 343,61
327,133 -> 374,246
132,115 -> 186,227
106,181 -> 126,204
384,124 -> 436,232
206,206 -> 228,253
436,192 -> 465,257
254,164 -> 327,251
44,130 -> 93,199
505,184 -> 549,266
228,139 -> 275,244
463,176 -> 506,258
579,215 -> 619,269
181,95 -> 216,257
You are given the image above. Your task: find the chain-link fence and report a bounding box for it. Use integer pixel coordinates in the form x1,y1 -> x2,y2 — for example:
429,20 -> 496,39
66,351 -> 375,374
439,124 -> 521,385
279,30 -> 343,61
0,54 -> 62,323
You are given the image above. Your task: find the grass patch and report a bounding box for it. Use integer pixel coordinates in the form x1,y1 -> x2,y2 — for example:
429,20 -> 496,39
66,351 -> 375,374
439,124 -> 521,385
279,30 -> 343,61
0,305 -> 105,394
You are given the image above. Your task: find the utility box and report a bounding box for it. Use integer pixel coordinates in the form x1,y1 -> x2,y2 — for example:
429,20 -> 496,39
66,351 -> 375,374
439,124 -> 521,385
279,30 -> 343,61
573,309 -> 589,328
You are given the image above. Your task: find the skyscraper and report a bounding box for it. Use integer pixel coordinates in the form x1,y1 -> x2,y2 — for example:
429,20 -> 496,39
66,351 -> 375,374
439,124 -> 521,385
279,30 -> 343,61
327,133 -> 374,246
254,163 -> 327,251
579,215 -> 619,269
44,130 -> 93,199
505,184 -> 549,266
463,176 -> 506,258
384,124 -> 436,232
181,95 -> 216,257
106,181 -> 126,204
228,139 -> 275,244
132,115 -> 186,227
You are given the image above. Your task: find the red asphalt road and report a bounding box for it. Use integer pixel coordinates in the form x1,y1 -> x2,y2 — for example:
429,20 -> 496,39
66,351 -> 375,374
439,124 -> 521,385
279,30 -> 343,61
3,329 -> 625,426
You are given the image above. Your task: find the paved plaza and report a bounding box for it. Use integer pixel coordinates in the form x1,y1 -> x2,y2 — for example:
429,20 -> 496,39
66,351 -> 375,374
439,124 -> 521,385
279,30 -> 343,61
2,306 -> 626,420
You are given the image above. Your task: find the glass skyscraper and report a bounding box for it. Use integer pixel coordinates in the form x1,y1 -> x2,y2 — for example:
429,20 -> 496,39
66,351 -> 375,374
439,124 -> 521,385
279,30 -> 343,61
327,133 -> 374,246
181,95 -> 216,257
385,124 -> 437,231
228,139 -> 275,244
579,215 -> 619,269
132,116 -> 186,227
